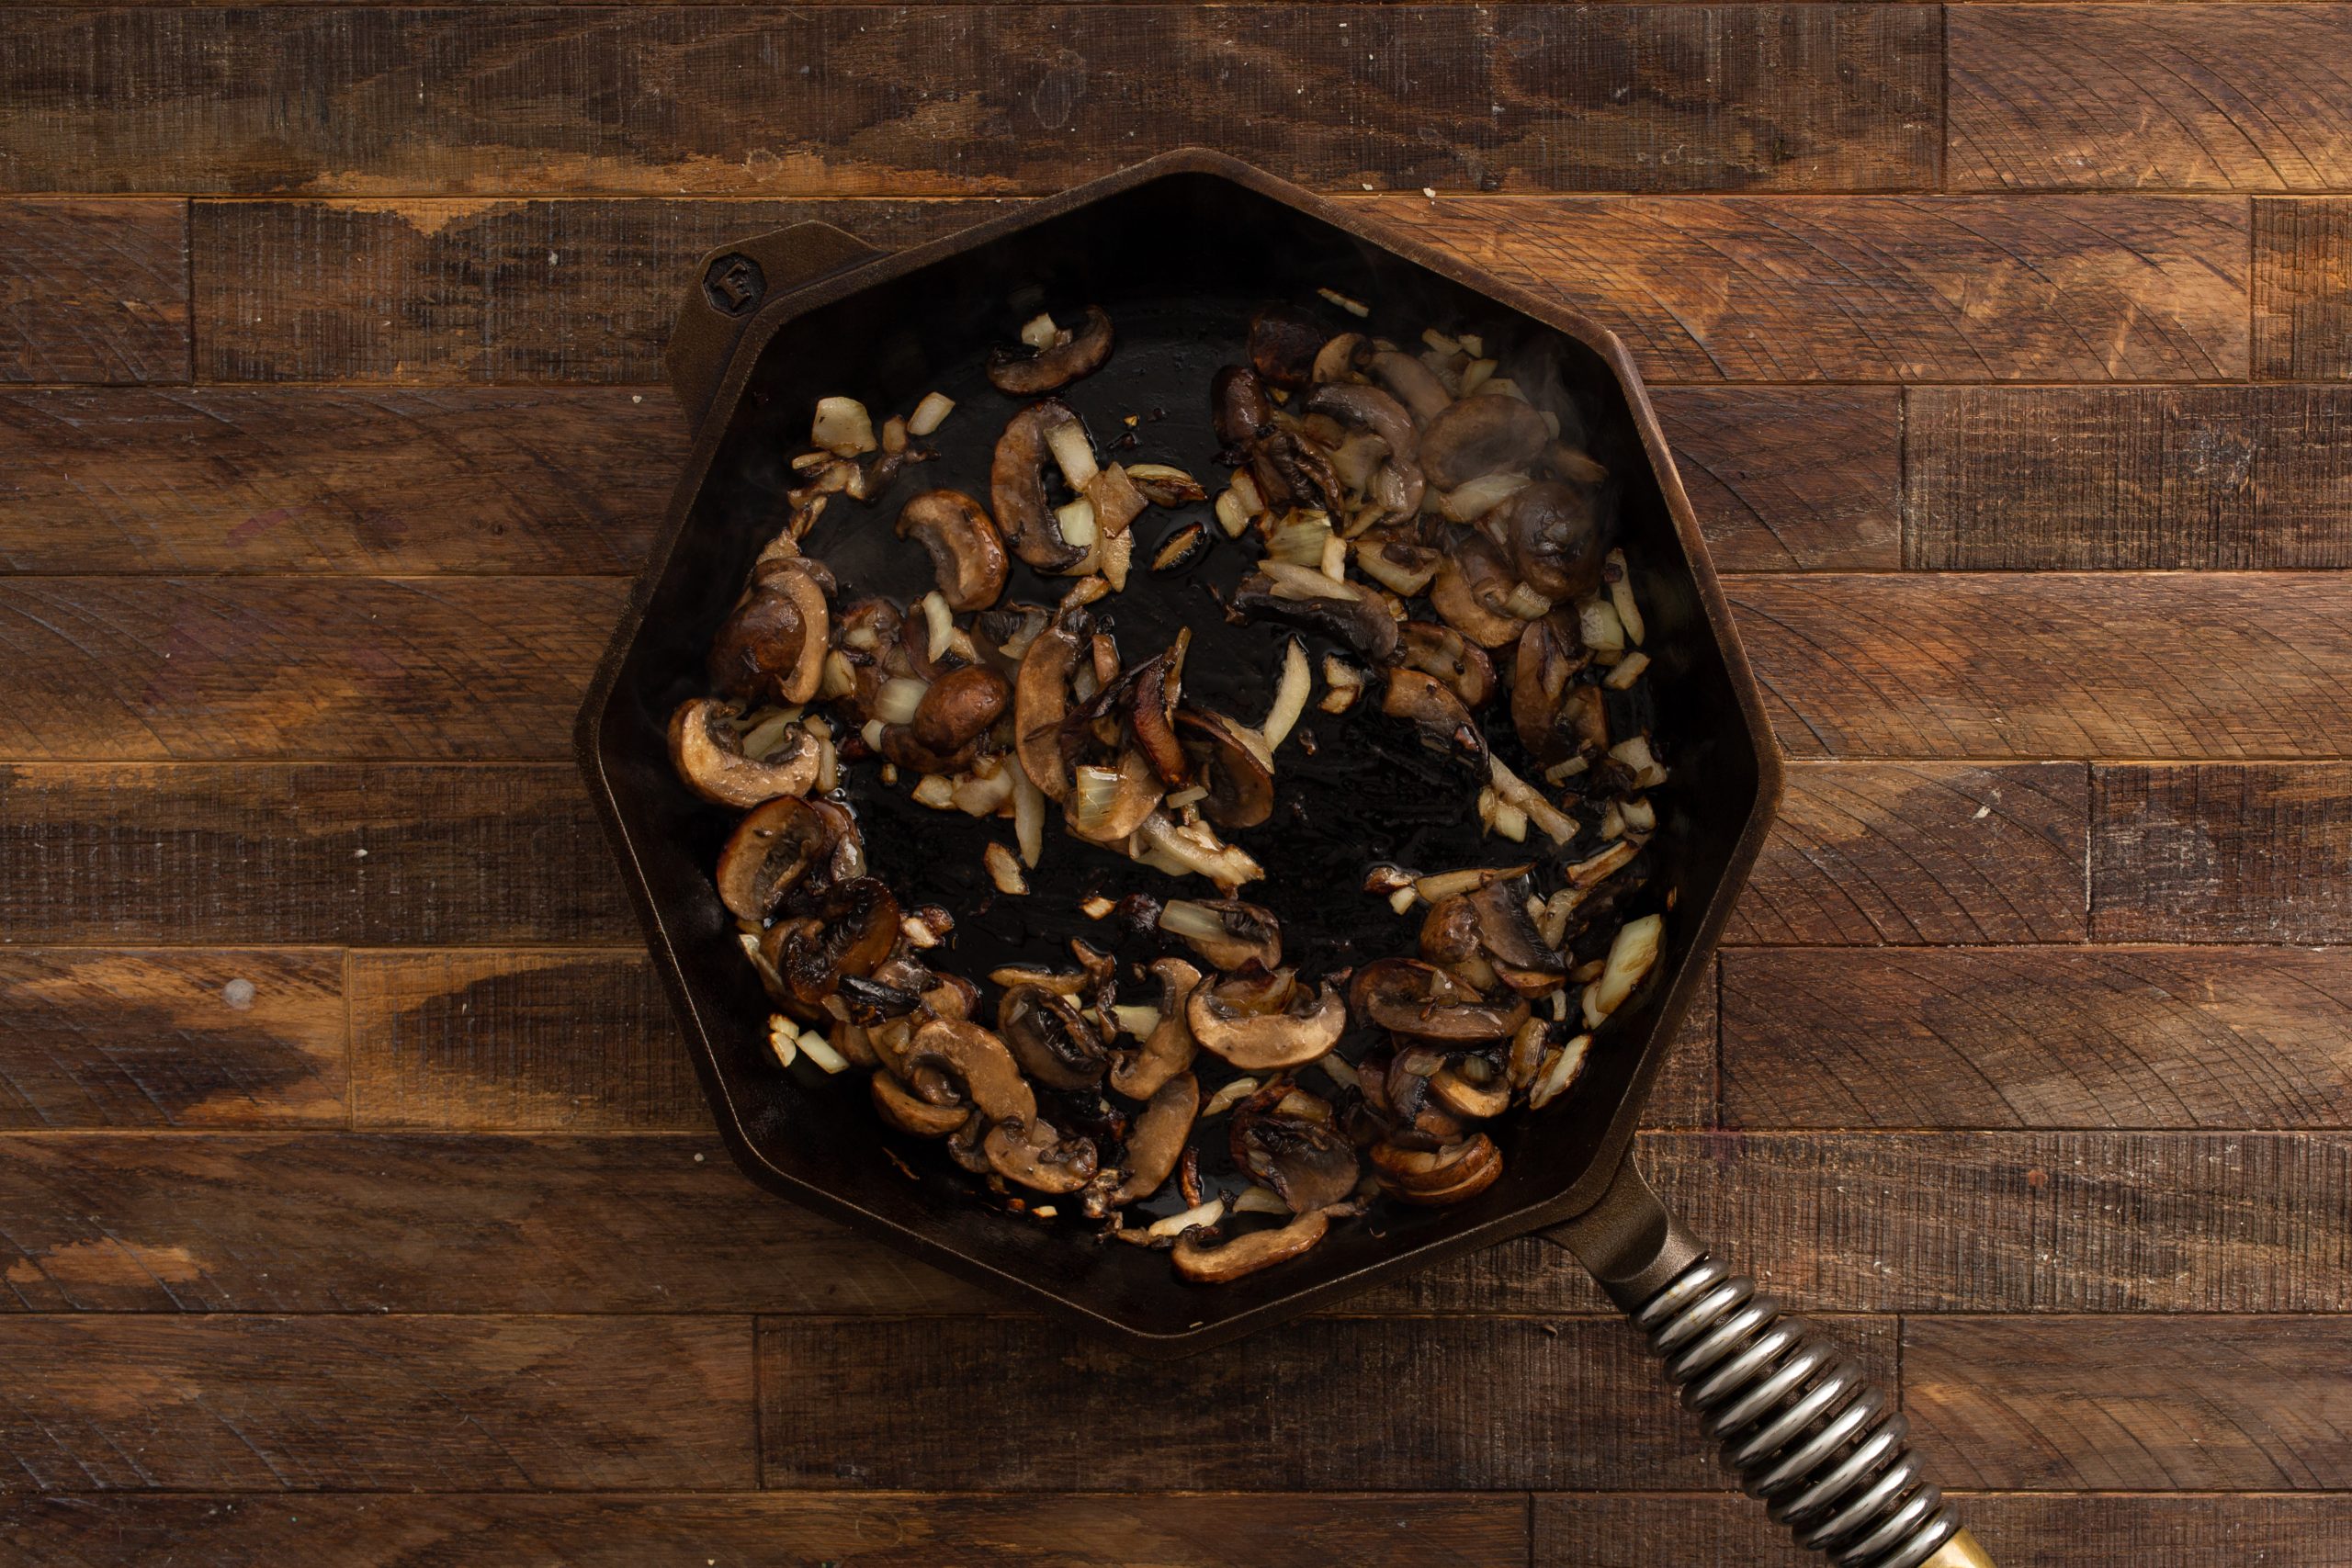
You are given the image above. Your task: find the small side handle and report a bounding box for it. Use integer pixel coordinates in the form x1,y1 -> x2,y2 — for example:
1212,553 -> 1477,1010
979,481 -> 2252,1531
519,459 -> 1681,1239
663,220 -> 888,431
1552,1157 -> 1996,1568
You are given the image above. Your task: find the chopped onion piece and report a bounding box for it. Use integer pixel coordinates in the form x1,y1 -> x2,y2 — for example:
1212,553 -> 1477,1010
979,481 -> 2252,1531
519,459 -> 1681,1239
1166,784 -> 1208,809
740,709 -> 800,761
1319,1055 -> 1361,1090
1319,534 -> 1350,581
1528,1033 -> 1591,1109
1604,649 -> 1651,690
1056,495 -> 1099,550
1488,757 -> 1577,844
811,396 -> 876,457
1112,1004 -> 1161,1039
817,649 -> 856,701
1214,486 -> 1254,538
1622,796 -> 1657,833
1158,899 -> 1232,942
1148,1198 -> 1226,1238
860,716 -> 887,751
1458,357 -> 1498,396
911,773 -> 956,809
952,766 -> 1016,817
1440,471 -> 1532,523
1502,582 -> 1553,620
1610,734 -> 1669,789
1317,287 -> 1371,318
1596,914 -> 1663,1015
1232,1184 -> 1292,1215
1266,509 -> 1335,567
1329,432 -> 1390,492
920,590 -> 954,662
1099,529 -> 1134,592
1202,1077 -> 1261,1117
1318,655 -> 1364,714
1566,839 -> 1637,889
767,1014 -> 799,1068
1019,311 -> 1060,349
873,677 -> 929,727
1493,801 -> 1529,842
798,1029 -> 851,1074
1131,813 -> 1263,891
1536,888 -> 1580,949
815,737 -> 838,794
1261,638 -> 1313,751
907,390 -> 955,437
1387,886 -> 1419,916
1231,470 -> 1265,514
1352,540 -> 1439,596
1577,595 -> 1626,654
1607,549 -> 1645,644
1476,377 -> 1527,400
1422,328 -> 1461,355
1046,420 -> 1099,491
1070,764 -> 1125,835
1259,558 -> 1360,602
880,415 -> 908,456
985,840 -> 1029,895
1012,757 -> 1046,865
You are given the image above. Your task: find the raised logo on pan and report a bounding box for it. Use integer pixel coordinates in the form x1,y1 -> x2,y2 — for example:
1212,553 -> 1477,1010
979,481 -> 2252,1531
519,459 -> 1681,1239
703,254 -> 766,318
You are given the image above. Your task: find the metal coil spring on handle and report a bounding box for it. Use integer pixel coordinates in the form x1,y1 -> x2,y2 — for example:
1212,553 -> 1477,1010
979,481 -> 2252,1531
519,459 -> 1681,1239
1632,1257 -> 1962,1568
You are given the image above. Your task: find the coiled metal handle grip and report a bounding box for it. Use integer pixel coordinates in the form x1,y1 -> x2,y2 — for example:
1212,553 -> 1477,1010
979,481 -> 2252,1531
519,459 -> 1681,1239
1554,1159 -> 1996,1568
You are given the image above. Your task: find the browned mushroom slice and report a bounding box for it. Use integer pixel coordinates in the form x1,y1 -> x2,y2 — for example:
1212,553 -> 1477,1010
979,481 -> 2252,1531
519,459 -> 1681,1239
1158,898 -> 1282,971
1174,706 -> 1275,830
1124,633 -> 1192,786
1349,958 -> 1530,1043
983,1115 -> 1101,1194
1247,304 -> 1328,389
1371,1134 -> 1503,1206
713,796 -> 833,921
1107,957 -> 1200,1102
1510,616 -> 1607,766
1500,479 -> 1607,602
1211,365 -> 1275,450
1248,430 -> 1341,513
1312,332 -> 1370,385
1417,894 -> 1484,972
987,306 -> 1114,396
997,983 -> 1111,1091
1378,1047 -> 1469,1145
906,1018 -> 1036,1125
1381,667 -> 1487,762
992,400 -> 1093,571
1111,1071 -> 1200,1204
1305,381 -> 1419,462
1187,972 -> 1348,1070
871,1069 -> 971,1137
1429,532 -> 1531,650
669,697 -> 821,808
1232,1095 -> 1360,1213
1172,1206 -> 1330,1282
1397,621 -> 1497,708
909,665 -> 1012,757
766,877 -> 901,1011
1430,1057 -> 1510,1121
709,560 -> 831,704
1231,570 -> 1400,664
1465,876 -> 1564,993
896,489 -> 1009,611
1371,350 -> 1452,423
1012,576 -> 1109,803
1419,394 -> 1552,491
1068,750 -> 1167,846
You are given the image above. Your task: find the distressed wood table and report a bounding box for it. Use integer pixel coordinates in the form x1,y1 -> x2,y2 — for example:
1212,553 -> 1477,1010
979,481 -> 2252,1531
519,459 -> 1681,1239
2,7 -> 2348,1564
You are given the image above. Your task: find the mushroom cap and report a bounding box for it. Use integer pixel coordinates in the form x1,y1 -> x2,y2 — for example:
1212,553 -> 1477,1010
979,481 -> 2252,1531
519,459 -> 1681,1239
1311,332 -> 1370,385
1211,365 -> 1274,449
1248,305 -> 1327,389
896,489 -> 1010,612
1420,394 -> 1553,491
766,877 -> 901,1011
1110,1071 -> 1200,1204
668,697 -> 820,809
1171,1206 -> 1331,1282
991,400 -> 1092,571
1110,957 -> 1203,1101
1231,571 -> 1401,664
1500,480 -> 1606,602
871,1069 -> 972,1137
987,305 -> 1114,396
983,1116 -> 1101,1194
709,562 -> 830,705
1427,532 -> 1528,649
713,795 -> 833,921
910,664 -> 1012,755
1349,958 -> 1531,1043
997,984 -> 1110,1091
1187,973 -> 1349,1071
1173,707 -> 1276,830
1380,667 -> 1487,763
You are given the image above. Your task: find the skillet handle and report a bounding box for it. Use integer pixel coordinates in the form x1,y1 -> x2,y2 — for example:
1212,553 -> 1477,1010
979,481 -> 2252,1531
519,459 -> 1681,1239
664,221 -> 888,431
1553,1157 -> 1995,1568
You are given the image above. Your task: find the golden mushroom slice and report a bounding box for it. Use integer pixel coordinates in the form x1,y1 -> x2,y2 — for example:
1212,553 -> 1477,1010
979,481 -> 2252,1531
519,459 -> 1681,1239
1171,1206 -> 1331,1283
668,697 -> 820,808
896,489 -> 1009,612
1187,971 -> 1347,1072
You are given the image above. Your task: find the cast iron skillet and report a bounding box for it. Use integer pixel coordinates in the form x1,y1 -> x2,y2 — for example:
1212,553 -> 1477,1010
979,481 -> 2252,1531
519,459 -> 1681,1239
575,151 -> 1994,1568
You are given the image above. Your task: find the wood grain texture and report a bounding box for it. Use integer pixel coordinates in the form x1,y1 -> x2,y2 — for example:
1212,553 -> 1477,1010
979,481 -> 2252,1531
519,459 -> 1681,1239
1731,574 -> 2352,760
0,389 -> 677,573
1728,761 -> 2088,945
193,197 -> 1003,384
2094,764 -> 2352,942
2254,197 -> 2352,380
757,1313 -> 1896,1490
0,200 -> 187,384
1949,7 -> 2352,192
0,1493 -> 1529,1568
2,8 -> 1937,197
348,949 -> 700,1131
0,579 -> 619,761
1907,1315 -> 2352,1490
1381,195 -> 2249,383
1723,947 -> 2352,1130
0,950 -> 345,1129
0,1314 -> 753,1493
1651,388 -> 1901,570
1644,1131 -> 2352,1313
0,764 -> 634,944
1535,1493 -> 2352,1568
1905,387 -> 2352,569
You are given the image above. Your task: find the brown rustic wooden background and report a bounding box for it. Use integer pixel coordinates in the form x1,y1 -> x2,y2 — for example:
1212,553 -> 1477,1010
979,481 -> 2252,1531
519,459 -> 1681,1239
1,5 -> 2348,1564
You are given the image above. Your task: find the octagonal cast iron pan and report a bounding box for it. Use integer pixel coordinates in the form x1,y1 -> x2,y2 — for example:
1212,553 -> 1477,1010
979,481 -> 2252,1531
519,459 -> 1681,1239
577,152 -> 1996,1568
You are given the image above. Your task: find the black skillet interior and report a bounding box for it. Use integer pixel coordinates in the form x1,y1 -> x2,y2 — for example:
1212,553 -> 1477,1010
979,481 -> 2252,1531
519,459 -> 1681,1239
588,168 -> 1766,1348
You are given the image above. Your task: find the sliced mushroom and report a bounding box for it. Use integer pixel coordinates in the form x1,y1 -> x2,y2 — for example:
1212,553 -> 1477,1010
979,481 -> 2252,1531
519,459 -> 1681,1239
1466,876 -> 1565,993
1232,1095 -> 1361,1213
910,664 -> 1012,756
997,983 -> 1110,1091
1125,635 -> 1191,786
992,400 -> 1093,571
1171,1206 -> 1330,1282
669,697 -> 820,808
1188,972 -> 1349,1070
1232,570 -> 1400,663
1372,1133 -> 1504,1206
1174,707 -> 1276,829
897,490 -> 1009,611
1248,305 -> 1327,389
1349,958 -> 1530,1043
1397,621 -> 1497,708
1312,331 -> 1370,385
1428,532 -> 1528,649
1381,667 -> 1486,762
1158,898 -> 1282,971
763,877 -> 901,1011
987,305 -> 1114,396
1500,479 -> 1607,602
905,1018 -> 1036,1124
1420,394 -> 1552,491
871,1069 -> 971,1137
1510,617 -> 1606,765
1068,749 -> 1167,846
1305,381 -> 1419,463
984,1115 -> 1101,1194
1012,577 -> 1109,803
709,561 -> 830,704
714,796 -> 833,921
1211,366 -> 1275,451
1111,957 -> 1202,1101
1371,350 -> 1453,423
1430,1059 -> 1510,1121
1111,1071 -> 1200,1204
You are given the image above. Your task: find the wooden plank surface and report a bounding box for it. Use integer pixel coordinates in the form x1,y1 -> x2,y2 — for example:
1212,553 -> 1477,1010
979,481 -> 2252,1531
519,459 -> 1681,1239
0,199 -> 187,384
2094,764 -> 2352,942
1905,388 -> 2352,570
0,7 -> 1938,197
1722,946 -> 2352,1130
0,1314 -> 754,1492
0,389 -> 677,573
2254,197 -> 2352,380
0,1493 -> 1532,1568
757,1313 -> 1897,1490
1949,7 -> 2352,191
1731,574 -> 2352,760
1652,388 -> 1902,570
